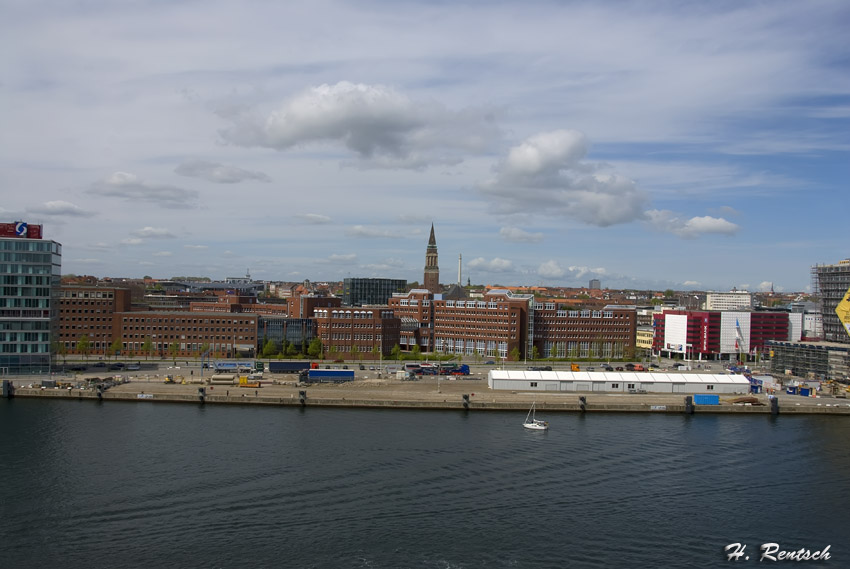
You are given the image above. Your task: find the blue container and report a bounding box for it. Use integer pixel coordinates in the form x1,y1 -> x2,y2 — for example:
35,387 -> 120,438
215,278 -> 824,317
693,394 -> 720,405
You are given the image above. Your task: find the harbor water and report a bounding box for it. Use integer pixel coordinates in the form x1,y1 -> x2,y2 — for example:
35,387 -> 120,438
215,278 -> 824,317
1,398 -> 848,568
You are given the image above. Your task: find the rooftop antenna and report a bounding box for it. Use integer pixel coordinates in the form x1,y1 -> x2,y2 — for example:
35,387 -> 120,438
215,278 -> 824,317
458,253 -> 462,286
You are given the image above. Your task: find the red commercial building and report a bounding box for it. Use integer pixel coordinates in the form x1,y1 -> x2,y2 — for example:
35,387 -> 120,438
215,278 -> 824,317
653,310 -> 790,361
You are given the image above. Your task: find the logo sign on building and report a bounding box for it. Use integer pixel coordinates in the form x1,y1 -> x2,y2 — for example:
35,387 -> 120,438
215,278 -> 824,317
0,222 -> 43,239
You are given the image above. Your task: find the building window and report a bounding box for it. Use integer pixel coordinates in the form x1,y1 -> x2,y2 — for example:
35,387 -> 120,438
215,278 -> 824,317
530,382 -> 538,387
627,383 -> 635,390
707,385 -> 714,390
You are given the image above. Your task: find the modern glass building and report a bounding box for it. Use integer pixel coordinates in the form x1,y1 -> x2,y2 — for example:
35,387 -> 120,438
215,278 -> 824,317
342,278 -> 407,306
0,223 -> 62,375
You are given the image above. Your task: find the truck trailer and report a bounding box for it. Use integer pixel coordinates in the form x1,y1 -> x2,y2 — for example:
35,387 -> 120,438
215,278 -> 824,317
268,361 -> 314,374
300,369 -> 355,384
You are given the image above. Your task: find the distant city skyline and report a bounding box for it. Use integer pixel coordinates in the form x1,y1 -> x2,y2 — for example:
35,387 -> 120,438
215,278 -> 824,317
3,1 -> 848,292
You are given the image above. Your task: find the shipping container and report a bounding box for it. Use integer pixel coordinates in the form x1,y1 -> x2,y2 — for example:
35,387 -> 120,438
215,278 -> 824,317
693,394 -> 719,405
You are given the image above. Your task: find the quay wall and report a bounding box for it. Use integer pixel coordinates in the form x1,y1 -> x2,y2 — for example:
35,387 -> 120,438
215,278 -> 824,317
7,386 -> 850,415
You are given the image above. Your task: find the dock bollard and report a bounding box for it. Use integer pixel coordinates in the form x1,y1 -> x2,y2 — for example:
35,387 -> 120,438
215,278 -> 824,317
770,397 -> 779,415
684,395 -> 694,415
579,396 -> 587,413
96,385 -> 103,400
299,390 -> 307,406
462,394 -> 470,409
198,387 -> 206,404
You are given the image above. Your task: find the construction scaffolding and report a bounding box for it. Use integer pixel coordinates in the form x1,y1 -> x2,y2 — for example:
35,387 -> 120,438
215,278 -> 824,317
812,260 -> 850,344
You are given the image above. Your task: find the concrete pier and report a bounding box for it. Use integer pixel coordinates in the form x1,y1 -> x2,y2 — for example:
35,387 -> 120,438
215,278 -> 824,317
8,378 -> 850,415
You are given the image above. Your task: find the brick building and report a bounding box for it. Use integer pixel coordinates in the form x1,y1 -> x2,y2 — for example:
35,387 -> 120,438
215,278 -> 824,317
312,307 -> 400,361
531,304 -> 637,360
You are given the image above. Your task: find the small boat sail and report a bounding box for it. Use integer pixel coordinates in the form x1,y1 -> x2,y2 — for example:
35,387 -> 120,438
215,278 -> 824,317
523,402 -> 549,431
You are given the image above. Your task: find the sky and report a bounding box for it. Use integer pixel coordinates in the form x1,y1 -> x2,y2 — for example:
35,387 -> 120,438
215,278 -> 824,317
2,0 -> 848,292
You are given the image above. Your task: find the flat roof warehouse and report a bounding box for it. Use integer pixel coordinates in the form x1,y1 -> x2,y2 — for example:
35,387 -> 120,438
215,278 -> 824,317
487,371 -> 751,394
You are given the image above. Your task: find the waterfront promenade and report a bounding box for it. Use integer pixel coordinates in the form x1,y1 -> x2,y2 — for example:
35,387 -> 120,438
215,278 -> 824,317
6,372 -> 850,415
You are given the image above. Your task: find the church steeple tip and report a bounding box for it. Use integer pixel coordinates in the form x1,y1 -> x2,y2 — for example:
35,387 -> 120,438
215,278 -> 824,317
428,223 -> 436,246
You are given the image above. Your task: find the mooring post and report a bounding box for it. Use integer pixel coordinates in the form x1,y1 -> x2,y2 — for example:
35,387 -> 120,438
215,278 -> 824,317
579,395 -> 587,413
684,395 -> 694,414
462,394 -> 470,409
299,390 -> 307,406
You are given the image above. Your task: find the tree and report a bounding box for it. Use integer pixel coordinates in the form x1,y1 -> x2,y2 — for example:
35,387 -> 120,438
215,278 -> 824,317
261,339 -> 278,358
307,337 -> 323,359
510,346 -> 521,361
411,344 -> 421,359
109,338 -> 123,360
168,341 -> 180,364
664,289 -> 675,298
51,340 -> 68,367
286,343 -> 298,357
141,336 -> 153,360
391,344 -> 401,361
372,344 -> 381,361
350,344 -> 358,360
76,335 -> 92,360
531,346 -> 541,360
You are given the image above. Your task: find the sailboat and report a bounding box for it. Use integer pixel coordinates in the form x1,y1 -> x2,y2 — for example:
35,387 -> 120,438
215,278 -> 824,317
523,402 -> 549,431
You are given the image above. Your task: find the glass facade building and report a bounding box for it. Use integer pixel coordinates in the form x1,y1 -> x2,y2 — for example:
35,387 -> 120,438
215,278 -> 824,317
342,278 -> 407,307
0,234 -> 62,374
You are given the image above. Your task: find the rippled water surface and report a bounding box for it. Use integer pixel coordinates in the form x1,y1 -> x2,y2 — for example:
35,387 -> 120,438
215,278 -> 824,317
2,399 -> 848,568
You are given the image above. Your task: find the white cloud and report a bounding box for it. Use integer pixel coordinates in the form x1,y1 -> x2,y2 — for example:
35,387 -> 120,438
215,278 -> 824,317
152,251 -> 172,257
327,253 -> 357,263
72,258 -> 103,264
89,172 -> 198,209
467,257 -> 514,272
174,159 -> 270,183
478,130 -> 649,226
296,213 -> 332,224
219,81 -> 501,169
499,226 -> 543,243
132,227 -> 176,239
346,225 -> 403,239
184,244 -> 208,250
683,280 -> 701,286
646,210 -> 739,238
27,200 -> 93,217
121,238 -> 143,246
569,266 -> 607,279
538,260 -> 565,278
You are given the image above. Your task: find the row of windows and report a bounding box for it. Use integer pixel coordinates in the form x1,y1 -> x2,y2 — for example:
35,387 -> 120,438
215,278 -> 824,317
59,291 -> 115,299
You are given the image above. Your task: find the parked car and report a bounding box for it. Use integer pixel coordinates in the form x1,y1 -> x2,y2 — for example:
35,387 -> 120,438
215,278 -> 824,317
93,362 -> 106,368
603,366 -> 614,371
68,365 -> 86,372
625,363 -> 636,371
586,366 -> 595,371
615,366 -> 624,371
485,360 -> 495,365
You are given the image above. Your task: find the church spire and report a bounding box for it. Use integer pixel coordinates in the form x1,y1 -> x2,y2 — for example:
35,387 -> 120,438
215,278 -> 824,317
424,223 -> 440,293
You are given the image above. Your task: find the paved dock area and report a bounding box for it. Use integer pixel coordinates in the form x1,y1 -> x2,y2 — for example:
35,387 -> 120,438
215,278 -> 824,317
7,373 -> 850,415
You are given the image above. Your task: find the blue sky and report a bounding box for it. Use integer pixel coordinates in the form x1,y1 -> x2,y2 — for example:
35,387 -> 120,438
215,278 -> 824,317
2,0 -> 848,292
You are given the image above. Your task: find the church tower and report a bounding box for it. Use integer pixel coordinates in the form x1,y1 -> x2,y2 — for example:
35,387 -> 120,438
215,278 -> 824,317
423,223 -> 440,293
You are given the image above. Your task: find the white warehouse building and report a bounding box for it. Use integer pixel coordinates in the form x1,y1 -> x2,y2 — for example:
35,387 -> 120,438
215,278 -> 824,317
487,370 -> 750,394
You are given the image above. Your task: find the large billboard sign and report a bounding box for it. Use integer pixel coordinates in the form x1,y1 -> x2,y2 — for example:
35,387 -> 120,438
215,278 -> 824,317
0,222 -> 43,239
837,287 -> 850,340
